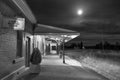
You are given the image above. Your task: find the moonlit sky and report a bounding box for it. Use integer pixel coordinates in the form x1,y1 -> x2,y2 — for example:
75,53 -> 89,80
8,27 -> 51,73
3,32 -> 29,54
77,9 -> 83,15
26,0 -> 120,46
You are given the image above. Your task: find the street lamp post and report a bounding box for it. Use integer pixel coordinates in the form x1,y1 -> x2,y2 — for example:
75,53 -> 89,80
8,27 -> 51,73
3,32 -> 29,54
63,39 -> 65,63
61,35 -> 67,64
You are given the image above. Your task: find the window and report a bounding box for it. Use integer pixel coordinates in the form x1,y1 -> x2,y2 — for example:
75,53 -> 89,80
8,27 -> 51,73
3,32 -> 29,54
52,46 -> 56,50
16,31 -> 23,58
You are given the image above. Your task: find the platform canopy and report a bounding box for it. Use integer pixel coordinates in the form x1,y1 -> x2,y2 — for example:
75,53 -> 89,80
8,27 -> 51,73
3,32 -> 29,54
34,24 -> 80,42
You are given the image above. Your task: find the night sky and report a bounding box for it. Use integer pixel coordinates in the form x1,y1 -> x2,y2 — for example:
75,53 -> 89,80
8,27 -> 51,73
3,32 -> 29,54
26,0 -> 120,46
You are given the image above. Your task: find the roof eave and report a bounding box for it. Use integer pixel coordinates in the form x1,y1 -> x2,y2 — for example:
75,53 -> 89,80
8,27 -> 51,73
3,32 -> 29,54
12,0 -> 37,23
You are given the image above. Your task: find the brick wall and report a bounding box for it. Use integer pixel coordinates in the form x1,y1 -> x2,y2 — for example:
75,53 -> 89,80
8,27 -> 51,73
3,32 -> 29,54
0,29 -> 24,79
0,1 -> 34,79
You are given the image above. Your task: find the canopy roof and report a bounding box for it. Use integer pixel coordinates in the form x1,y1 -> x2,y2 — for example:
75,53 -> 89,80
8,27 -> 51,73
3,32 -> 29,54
34,24 -> 80,42
34,24 -> 79,35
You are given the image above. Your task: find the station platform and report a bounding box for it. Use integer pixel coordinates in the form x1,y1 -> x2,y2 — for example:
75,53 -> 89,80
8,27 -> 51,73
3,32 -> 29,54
17,55 -> 108,80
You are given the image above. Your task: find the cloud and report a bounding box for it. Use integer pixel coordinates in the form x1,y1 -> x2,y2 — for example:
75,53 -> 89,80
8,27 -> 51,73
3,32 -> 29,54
26,0 -> 120,45
69,33 -> 120,46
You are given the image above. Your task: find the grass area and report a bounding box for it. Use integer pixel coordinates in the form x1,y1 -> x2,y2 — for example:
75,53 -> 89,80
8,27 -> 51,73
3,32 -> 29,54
65,49 -> 120,63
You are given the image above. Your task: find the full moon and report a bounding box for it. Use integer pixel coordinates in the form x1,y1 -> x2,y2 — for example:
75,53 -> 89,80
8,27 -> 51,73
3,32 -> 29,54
77,9 -> 83,15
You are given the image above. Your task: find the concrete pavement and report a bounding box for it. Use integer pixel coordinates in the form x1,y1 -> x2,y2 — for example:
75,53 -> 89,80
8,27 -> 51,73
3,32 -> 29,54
17,55 -> 109,80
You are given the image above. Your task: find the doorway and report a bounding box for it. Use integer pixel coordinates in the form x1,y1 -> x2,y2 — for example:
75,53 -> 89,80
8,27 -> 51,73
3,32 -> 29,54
50,43 -> 57,54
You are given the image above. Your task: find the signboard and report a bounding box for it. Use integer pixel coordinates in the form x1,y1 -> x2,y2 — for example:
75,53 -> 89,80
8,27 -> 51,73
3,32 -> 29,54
3,17 -> 25,30
3,17 -> 16,28
14,18 -> 25,30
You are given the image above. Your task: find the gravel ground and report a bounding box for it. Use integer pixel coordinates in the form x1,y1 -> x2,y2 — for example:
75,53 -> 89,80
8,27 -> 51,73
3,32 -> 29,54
79,57 -> 120,80
66,50 -> 120,80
